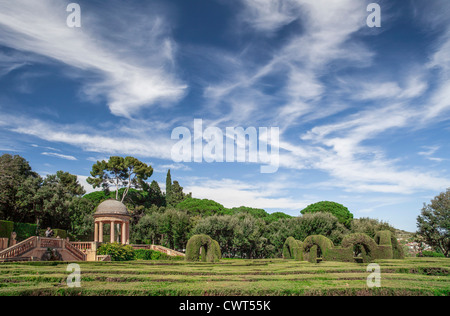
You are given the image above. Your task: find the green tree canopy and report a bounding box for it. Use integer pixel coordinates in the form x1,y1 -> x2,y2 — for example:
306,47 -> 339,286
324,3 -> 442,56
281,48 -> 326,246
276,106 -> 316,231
417,189 -> 450,257
0,154 -> 39,221
86,156 -> 153,202
300,201 -> 354,228
176,198 -> 227,216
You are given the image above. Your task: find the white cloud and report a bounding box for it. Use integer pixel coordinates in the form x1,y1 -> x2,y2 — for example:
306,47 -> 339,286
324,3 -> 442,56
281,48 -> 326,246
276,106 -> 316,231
41,152 -> 77,161
0,0 -> 187,118
184,177 -> 311,211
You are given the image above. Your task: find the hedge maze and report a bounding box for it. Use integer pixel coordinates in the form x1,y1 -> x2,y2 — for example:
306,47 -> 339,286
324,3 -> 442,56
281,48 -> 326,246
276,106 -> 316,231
185,234 -> 221,262
284,230 -> 404,263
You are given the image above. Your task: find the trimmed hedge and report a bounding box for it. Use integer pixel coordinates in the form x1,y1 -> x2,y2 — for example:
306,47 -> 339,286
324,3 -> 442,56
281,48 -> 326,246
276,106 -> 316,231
283,237 -> 303,260
323,247 -> 354,262
185,234 -> 221,262
13,222 -> 38,242
133,249 -> 183,260
302,235 -> 334,259
0,221 -> 14,240
374,245 -> 393,259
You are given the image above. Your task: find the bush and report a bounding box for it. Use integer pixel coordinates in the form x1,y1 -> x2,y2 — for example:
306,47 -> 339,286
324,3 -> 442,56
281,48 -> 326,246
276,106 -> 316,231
419,251 -> 446,258
185,234 -> 221,262
133,249 -> 180,260
97,243 -> 135,261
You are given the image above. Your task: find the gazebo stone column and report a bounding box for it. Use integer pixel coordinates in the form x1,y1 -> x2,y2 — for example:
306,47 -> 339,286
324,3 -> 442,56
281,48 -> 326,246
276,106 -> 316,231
99,222 -> 103,243
94,222 -> 99,242
110,221 -> 115,243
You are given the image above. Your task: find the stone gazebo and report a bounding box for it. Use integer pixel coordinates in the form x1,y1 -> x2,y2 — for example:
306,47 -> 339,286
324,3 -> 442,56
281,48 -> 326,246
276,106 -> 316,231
93,200 -> 131,244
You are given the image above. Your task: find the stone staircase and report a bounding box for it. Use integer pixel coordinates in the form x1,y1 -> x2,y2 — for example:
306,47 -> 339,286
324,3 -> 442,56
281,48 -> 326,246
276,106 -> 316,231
0,236 -> 86,262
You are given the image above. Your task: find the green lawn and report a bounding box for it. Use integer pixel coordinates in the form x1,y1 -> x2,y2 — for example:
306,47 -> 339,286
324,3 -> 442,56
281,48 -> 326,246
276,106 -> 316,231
0,258 -> 448,296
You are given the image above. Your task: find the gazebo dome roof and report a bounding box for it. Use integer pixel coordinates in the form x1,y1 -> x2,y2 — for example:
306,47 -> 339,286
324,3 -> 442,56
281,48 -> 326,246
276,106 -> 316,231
94,199 -> 129,216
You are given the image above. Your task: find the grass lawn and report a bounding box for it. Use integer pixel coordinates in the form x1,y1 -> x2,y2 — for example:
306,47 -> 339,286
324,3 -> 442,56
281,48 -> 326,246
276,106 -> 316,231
0,258 -> 448,296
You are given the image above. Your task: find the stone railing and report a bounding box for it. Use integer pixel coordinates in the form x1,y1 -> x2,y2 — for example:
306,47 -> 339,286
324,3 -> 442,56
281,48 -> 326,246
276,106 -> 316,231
152,245 -> 185,257
70,242 -> 93,252
39,237 -> 63,249
64,241 -> 86,261
0,236 -> 37,259
131,244 -> 185,257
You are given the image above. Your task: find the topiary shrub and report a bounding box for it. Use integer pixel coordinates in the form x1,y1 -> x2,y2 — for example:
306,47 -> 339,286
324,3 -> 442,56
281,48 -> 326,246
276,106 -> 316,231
373,230 -> 394,259
185,234 -> 221,262
374,230 -> 392,246
374,230 -> 403,259
97,242 -> 135,261
341,233 -> 379,262
323,247 -> 354,262
283,237 -> 303,260
302,235 -> 334,261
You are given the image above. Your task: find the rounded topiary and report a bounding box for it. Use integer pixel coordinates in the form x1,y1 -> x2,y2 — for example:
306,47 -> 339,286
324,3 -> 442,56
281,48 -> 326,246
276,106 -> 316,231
283,237 -> 303,260
185,234 -> 221,262
302,235 -> 334,258
341,233 -> 378,261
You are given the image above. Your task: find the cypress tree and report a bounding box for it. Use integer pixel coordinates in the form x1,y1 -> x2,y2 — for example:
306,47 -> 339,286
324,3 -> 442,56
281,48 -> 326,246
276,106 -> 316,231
166,169 -> 172,206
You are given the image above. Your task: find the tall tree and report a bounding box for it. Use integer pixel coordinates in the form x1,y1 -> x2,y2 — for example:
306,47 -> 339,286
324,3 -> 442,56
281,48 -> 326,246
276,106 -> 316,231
165,169 -> 172,205
168,181 -> 188,206
87,156 -> 153,202
417,189 -> 450,257
0,154 -> 39,221
148,180 -> 165,207
38,171 -> 86,229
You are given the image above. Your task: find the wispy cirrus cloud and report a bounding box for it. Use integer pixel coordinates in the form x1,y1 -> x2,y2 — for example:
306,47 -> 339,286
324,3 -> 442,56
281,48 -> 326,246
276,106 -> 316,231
41,152 -> 77,161
0,0 -> 187,118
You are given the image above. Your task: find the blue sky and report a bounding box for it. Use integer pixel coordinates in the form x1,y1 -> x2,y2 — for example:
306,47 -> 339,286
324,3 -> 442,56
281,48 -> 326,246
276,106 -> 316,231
1,0 -> 449,232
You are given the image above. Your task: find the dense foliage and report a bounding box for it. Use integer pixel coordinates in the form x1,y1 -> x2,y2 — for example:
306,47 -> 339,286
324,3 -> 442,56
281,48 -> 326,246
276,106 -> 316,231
4,153 -> 443,259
